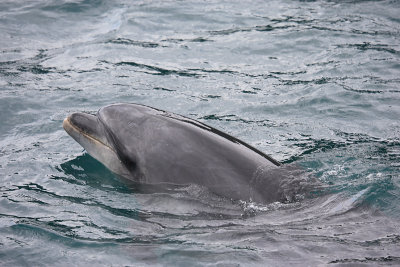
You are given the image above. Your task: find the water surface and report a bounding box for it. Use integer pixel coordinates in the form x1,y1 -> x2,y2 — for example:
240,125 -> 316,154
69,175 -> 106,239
1,0 -> 400,265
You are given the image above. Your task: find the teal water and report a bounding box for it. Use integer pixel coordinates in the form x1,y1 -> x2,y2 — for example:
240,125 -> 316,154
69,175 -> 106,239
1,0 -> 400,265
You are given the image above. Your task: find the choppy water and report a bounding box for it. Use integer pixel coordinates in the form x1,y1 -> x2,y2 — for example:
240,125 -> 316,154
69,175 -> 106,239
1,0 -> 400,265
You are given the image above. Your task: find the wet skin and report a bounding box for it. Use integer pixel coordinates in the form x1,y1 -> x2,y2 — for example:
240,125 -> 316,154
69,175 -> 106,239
63,103 -> 300,203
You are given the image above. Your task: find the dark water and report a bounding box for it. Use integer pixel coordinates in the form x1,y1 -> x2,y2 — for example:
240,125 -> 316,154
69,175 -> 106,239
1,0 -> 400,265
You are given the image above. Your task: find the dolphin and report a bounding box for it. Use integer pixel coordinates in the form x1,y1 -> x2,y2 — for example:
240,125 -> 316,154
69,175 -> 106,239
63,103 -> 305,203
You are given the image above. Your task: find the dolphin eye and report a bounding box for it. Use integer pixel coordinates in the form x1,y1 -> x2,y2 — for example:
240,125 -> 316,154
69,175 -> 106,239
106,131 -> 138,174
117,150 -> 137,174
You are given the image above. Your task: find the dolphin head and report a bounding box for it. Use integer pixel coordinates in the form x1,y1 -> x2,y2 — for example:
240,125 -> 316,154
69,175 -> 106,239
63,103 -> 164,180
63,110 -> 132,178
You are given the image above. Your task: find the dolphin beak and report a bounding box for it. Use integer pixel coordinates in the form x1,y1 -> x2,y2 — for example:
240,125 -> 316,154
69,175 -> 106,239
63,112 -> 110,150
63,113 -> 98,137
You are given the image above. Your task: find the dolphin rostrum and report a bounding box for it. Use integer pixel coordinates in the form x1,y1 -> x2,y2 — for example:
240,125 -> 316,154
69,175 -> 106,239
63,103 -> 305,203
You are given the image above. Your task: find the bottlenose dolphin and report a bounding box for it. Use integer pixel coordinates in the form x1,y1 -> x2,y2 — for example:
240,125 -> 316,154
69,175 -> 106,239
63,103 -> 304,203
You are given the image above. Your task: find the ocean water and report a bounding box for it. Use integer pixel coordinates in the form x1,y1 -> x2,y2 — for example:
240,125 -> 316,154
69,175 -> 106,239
1,0 -> 400,265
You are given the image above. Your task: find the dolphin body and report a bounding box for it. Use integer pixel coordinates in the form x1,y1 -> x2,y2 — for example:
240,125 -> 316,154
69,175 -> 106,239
63,103 -> 301,203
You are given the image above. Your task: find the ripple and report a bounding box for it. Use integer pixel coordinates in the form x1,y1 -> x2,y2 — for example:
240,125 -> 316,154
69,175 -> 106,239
114,61 -> 201,77
337,42 -> 400,55
106,38 -> 160,48
330,256 -> 400,265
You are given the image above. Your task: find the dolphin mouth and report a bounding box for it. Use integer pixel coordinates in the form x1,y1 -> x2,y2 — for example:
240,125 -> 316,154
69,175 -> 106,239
63,113 -> 113,152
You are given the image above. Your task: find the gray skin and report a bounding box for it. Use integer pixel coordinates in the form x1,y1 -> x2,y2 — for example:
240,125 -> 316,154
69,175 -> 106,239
63,103 -> 298,203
